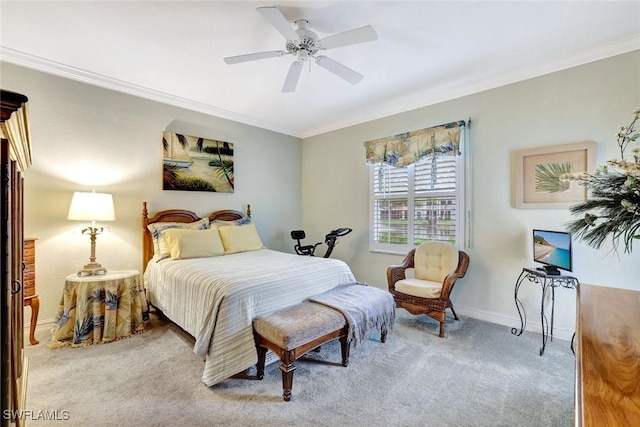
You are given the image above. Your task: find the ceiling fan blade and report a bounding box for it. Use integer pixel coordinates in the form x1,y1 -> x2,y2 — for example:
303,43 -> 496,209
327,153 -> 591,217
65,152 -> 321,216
257,7 -> 300,41
315,56 -> 364,85
282,61 -> 304,93
318,25 -> 378,50
223,50 -> 287,64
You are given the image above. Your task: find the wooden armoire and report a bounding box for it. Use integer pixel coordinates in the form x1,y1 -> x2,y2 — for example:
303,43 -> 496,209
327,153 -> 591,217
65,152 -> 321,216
1,90 -> 32,427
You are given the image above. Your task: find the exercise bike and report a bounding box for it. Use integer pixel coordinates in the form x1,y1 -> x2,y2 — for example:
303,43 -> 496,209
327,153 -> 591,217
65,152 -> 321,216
291,227 -> 352,258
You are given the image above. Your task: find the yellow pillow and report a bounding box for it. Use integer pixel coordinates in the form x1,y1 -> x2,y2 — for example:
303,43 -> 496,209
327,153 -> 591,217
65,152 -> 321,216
218,223 -> 264,254
147,218 -> 209,259
161,228 -> 225,260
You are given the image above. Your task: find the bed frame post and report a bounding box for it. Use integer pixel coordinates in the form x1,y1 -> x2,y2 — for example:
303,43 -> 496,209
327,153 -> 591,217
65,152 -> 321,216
142,201 -> 150,271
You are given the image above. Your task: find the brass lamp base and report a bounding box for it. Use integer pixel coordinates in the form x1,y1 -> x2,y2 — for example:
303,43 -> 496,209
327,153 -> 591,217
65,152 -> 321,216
77,226 -> 108,276
77,262 -> 107,276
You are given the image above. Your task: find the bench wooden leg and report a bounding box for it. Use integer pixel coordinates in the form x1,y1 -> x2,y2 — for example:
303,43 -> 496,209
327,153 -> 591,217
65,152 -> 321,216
255,345 -> 267,380
381,331 -> 387,343
253,317 -> 353,401
340,336 -> 350,367
280,350 -> 296,402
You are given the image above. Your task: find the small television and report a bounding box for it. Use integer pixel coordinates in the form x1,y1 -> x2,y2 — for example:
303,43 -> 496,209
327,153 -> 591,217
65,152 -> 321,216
532,229 -> 572,275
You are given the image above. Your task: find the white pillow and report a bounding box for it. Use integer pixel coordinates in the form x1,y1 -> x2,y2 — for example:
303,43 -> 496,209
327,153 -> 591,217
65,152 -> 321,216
212,216 -> 252,226
218,223 -> 264,254
161,228 -> 225,259
147,218 -> 209,260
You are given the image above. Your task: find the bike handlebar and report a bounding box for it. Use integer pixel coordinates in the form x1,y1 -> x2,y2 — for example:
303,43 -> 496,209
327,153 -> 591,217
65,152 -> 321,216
327,228 -> 352,238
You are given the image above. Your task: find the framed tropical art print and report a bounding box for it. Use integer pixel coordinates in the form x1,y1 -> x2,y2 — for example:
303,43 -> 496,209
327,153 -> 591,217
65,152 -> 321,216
513,141 -> 596,209
162,132 -> 234,192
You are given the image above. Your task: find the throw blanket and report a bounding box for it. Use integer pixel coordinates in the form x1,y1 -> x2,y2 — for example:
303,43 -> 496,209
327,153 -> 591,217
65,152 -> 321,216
309,283 -> 395,347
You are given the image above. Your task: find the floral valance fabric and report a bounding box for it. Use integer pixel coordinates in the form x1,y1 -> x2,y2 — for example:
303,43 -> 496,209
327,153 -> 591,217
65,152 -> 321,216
364,120 -> 466,167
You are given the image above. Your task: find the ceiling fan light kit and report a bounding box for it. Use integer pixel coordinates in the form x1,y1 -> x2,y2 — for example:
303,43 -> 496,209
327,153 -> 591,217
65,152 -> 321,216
223,7 -> 377,92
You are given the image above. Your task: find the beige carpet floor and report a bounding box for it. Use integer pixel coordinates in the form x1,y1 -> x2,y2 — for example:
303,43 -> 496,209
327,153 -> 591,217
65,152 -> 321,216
23,310 -> 574,426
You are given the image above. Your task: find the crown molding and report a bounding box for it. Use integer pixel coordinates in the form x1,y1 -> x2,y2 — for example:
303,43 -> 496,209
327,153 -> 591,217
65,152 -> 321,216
2,34 -> 638,140
301,35 -> 640,138
0,47 -> 302,138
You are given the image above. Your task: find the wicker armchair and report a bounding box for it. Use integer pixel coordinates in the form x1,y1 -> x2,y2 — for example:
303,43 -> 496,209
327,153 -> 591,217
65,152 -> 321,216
387,242 -> 470,338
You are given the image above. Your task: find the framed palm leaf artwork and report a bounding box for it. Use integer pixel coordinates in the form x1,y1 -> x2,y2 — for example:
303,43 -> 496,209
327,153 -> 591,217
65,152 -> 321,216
513,141 -> 596,208
162,132 -> 234,192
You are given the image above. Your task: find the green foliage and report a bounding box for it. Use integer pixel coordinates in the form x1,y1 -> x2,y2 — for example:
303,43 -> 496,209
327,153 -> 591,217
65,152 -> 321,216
208,141 -> 234,190
209,158 -> 234,185
535,162 -> 572,193
162,164 -> 181,188
165,176 -> 218,192
567,107 -> 640,253
163,164 -> 218,191
203,145 -> 233,156
567,172 -> 639,252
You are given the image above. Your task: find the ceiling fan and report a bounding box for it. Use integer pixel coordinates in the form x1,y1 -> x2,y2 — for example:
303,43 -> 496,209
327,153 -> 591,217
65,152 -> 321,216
223,7 -> 378,93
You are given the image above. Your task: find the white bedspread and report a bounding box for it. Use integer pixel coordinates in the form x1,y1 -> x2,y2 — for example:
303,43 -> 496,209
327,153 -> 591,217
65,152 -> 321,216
145,249 -> 356,386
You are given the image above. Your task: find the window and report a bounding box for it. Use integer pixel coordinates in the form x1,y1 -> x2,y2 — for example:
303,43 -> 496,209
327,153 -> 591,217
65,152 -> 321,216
370,154 -> 466,254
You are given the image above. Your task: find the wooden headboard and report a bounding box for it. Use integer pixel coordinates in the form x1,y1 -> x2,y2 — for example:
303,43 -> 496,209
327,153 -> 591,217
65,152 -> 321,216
141,201 -> 249,269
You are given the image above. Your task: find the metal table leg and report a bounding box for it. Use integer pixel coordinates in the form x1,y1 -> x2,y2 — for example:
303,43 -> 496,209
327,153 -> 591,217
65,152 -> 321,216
511,269 -> 528,336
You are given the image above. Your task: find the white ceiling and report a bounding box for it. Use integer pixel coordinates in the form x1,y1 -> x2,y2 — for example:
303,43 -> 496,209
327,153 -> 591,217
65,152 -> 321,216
1,1 -> 639,138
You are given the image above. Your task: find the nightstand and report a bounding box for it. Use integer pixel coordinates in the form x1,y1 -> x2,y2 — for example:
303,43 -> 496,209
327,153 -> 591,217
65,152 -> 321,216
49,269 -> 146,348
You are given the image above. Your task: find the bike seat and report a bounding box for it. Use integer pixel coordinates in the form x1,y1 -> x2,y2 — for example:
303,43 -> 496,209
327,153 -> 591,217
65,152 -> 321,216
291,230 -> 321,256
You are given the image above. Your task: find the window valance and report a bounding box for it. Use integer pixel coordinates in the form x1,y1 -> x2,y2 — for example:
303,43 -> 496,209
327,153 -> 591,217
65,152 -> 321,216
0,90 -> 32,172
364,120 -> 466,168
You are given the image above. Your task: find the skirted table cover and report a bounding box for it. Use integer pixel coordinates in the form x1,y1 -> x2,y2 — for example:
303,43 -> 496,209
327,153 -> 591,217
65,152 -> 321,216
49,269 -> 147,348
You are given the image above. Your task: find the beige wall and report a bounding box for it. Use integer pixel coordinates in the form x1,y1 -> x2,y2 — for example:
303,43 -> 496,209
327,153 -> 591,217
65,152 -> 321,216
302,51 -> 640,338
2,51 -> 639,339
1,62 -> 303,323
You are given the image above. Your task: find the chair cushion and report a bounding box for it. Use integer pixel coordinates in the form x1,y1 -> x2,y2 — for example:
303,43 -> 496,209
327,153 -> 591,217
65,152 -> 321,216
395,278 -> 442,299
414,242 -> 459,283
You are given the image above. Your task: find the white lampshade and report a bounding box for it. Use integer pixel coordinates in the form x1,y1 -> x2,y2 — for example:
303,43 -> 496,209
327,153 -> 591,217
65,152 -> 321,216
67,191 -> 116,222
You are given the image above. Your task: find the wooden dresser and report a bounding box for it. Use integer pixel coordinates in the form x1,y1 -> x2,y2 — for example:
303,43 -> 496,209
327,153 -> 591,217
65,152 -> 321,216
575,284 -> 640,426
2,89 -> 31,427
23,238 -> 39,345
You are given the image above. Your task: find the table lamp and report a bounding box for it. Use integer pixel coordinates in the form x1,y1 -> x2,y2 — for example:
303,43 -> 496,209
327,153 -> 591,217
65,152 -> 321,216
67,190 -> 116,276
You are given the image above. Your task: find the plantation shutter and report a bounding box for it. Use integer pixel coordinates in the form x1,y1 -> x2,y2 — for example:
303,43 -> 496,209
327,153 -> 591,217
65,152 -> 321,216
367,120 -> 468,252
414,157 -> 457,244
372,164 -> 409,245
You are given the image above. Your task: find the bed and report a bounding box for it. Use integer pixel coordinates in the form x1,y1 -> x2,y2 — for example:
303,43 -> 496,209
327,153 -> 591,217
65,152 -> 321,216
141,202 -> 356,386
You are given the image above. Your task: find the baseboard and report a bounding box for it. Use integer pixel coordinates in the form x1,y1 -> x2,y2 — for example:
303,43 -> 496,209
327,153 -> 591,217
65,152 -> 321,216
27,309 -> 574,343
24,318 -> 56,333
454,303 -> 574,342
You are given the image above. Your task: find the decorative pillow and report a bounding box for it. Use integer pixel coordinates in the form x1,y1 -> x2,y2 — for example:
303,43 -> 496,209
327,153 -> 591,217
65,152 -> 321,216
147,218 -> 209,260
218,223 -> 264,254
161,228 -> 225,260
212,216 -> 252,226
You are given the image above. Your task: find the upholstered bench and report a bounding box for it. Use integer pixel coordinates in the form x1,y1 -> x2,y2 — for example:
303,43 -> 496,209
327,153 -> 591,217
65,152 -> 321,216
253,301 -> 350,401
253,283 -> 394,401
